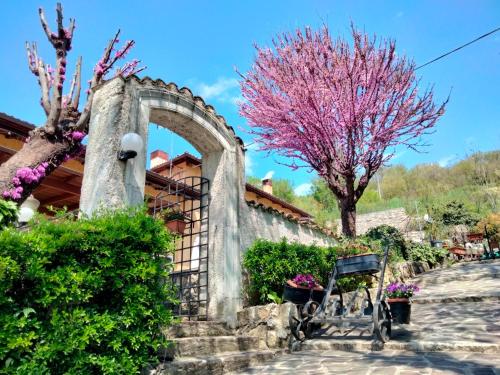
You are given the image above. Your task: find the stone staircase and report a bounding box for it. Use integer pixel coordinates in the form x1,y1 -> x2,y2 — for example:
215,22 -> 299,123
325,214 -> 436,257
151,321 -> 286,374
233,259 -> 500,374
299,259 -> 500,354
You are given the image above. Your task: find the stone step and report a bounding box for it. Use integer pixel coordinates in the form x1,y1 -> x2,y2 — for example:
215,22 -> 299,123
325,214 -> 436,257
163,336 -> 262,359
412,271 -> 500,286
164,321 -> 234,338
153,349 -> 286,375
412,294 -> 500,304
300,337 -> 500,354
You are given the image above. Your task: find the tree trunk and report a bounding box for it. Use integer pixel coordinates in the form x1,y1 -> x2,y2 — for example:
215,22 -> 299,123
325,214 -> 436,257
339,195 -> 357,238
0,132 -> 77,204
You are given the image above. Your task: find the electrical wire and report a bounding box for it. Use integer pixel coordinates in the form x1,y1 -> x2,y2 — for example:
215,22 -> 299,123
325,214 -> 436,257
416,26 -> 500,70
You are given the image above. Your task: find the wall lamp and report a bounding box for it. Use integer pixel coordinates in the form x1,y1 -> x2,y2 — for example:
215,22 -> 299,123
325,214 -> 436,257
118,133 -> 144,161
18,195 -> 40,224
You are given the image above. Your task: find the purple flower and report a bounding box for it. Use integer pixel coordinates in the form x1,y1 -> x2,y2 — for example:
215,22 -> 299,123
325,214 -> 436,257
12,177 -> 21,186
292,274 -> 318,289
70,131 -> 86,142
36,165 -> 46,174
384,282 -> 420,298
2,191 -> 11,198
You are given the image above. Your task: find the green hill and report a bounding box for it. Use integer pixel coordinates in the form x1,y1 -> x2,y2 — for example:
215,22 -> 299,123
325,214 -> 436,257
248,150 -> 499,228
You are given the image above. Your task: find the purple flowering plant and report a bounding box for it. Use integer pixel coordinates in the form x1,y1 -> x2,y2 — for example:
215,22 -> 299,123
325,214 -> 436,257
384,282 -> 420,299
292,274 -> 319,289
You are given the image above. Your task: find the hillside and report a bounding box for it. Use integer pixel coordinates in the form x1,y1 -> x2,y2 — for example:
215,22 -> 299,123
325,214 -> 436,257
248,150 -> 499,228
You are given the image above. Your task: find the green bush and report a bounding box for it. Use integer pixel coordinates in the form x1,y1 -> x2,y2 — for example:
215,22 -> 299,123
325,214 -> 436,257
0,199 -> 18,229
243,239 -> 336,304
364,225 -> 408,260
407,242 -> 448,265
0,208 -> 177,374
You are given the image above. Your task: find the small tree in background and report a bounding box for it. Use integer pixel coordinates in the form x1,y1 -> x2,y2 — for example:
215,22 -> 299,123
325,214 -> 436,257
0,3 -> 145,205
239,26 -> 447,237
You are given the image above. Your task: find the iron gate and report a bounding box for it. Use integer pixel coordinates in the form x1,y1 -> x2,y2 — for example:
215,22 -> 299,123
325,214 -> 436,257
153,176 -> 209,320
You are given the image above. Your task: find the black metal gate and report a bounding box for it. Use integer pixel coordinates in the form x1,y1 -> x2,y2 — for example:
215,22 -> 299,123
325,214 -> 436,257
153,176 -> 209,320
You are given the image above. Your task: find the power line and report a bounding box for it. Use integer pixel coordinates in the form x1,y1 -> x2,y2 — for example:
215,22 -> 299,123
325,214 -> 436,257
415,26 -> 500,70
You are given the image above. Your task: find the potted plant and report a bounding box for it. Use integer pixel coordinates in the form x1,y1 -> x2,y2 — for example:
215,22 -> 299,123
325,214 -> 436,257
160,209 -> 187,235
384,282 -> 420,324
283,274 -> 325,305
335,241 -> 380,277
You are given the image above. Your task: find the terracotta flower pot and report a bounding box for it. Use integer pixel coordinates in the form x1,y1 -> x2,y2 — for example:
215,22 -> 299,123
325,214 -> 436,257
387,298 -> 411,324
166,219 -> 187,235
283,280 -> 325,305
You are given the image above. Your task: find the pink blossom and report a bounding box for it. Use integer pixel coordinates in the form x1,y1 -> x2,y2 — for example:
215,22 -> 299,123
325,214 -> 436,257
36,165 -> 46,174
238,25 -> 446,236
70,131 -> 86,141
12,177 -> 21,186
2,191 -> 11,198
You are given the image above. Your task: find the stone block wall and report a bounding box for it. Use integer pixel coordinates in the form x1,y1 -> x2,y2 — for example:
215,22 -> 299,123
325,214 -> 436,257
336,208 -> 411,236
236,302 -> 297,349
240,204 -> 336,251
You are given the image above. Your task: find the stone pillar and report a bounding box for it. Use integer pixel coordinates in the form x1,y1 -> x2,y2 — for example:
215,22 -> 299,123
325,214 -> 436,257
80,78 -> 149,216
204,148 -> 243,326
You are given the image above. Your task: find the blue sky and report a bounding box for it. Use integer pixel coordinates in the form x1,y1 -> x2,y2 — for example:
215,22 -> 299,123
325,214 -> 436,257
1,1 -> 499,196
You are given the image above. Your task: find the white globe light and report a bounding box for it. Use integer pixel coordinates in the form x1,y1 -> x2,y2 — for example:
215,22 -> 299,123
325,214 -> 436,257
118,132 -> 143,161
121,133 -> 143,153
18,195 -> 40,223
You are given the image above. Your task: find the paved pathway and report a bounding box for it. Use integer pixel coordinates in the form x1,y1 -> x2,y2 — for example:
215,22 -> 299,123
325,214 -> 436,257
233,260 -> 500,375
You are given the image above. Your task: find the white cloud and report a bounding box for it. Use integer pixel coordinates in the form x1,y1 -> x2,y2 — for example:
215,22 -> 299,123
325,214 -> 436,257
392,150 -> 407,160
438,154 -> 457,167
245,152 -> 254,175
230,95 -> 244,106
263,170 -> 275,180
197,77 -> 239,101
294,183 -> 313,196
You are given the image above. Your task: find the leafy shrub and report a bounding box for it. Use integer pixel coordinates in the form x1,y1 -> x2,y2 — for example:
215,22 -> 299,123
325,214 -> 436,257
243,239 -> 336,304
407,242 -> 448,265
0,199 -> 18,229
476,213 -> 500,243
0,208 -> 177,374
437,200 -> 480,227
364,225 -> 408,260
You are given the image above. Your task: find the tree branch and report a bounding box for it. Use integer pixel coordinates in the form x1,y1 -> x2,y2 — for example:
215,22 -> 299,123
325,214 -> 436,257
38,6 -> 54,45
71,56 -> 82,109
25,42 -> 51,115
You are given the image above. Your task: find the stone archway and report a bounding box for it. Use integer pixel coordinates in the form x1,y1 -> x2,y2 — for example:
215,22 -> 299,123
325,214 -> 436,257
80,76 -> 246,323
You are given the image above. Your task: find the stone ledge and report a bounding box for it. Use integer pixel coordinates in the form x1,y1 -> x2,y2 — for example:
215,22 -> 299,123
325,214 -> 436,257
150,349 -> 287,375
301,338 -> 500,354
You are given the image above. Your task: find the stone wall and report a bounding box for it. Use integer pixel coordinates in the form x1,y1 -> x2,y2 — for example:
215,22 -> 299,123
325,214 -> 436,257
240,204 -> 336,251
336,208 -> 411,236
236,302 -> 297,349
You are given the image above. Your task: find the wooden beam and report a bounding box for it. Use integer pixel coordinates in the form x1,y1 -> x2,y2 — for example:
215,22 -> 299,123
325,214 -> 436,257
41,177 -> 81,195
42,192 -> 76,205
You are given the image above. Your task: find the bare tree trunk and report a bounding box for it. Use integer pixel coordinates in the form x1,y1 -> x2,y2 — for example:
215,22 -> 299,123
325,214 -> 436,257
0,132 -> 77,202
339,195 -> 356,238
0,3 -> 143,206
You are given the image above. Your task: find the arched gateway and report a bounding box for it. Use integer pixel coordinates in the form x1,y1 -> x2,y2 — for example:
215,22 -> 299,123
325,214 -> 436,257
80,76 -> 246,324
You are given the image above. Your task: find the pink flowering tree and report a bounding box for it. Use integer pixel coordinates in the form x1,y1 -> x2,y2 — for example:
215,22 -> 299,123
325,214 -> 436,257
239,26 -> 447,237
0,3 -> 145,203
